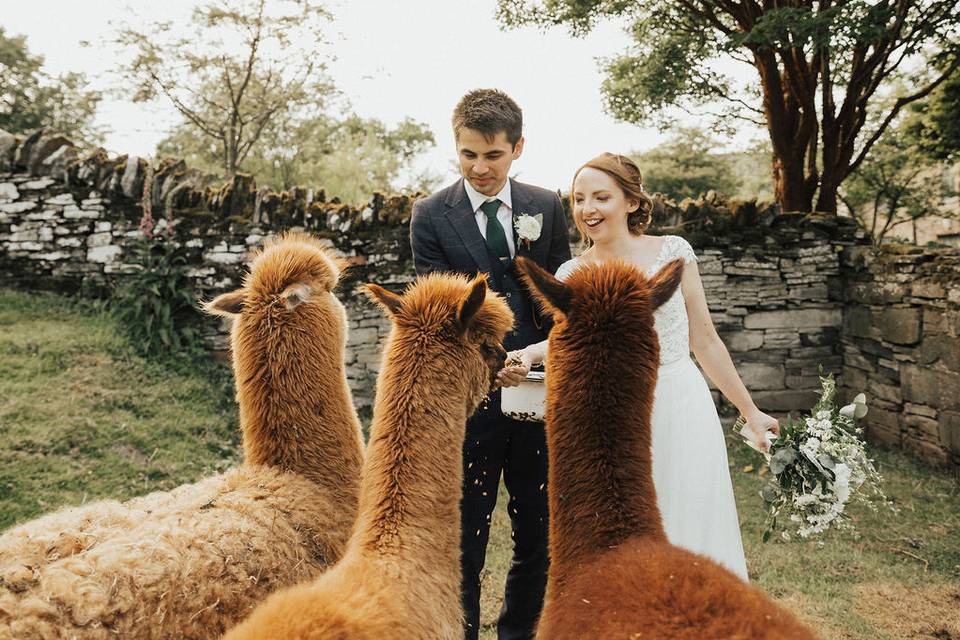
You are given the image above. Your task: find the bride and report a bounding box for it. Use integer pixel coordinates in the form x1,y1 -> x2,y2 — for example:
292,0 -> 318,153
497,152 -> 779,581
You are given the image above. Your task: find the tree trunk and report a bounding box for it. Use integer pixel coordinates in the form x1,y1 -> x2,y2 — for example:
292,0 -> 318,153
772,153 -> 813,212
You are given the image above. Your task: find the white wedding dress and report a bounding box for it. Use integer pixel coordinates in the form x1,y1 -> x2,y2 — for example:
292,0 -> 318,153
555,235 -> 749,581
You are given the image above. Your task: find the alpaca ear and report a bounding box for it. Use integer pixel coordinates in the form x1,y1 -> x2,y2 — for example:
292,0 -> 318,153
281,283 -> 312,310
649,258 -> 685,311
365,283 -> 404,317
204,289 -> 246,316
323,256 -> 351,292
457,276 -> 487,333
515,256 -> 572,318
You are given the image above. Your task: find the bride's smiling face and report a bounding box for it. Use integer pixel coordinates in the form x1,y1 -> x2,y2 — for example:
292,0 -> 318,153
573,167 -> 639,243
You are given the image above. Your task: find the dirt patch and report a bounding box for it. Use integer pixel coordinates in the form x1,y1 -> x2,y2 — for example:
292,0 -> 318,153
855,582 -> 960,639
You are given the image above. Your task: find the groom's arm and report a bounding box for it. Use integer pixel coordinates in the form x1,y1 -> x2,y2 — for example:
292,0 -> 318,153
410,200 -> 450,276
545,192 -> 572,274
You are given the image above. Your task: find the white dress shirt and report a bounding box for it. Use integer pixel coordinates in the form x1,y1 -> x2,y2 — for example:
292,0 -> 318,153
463,178 -> 516,258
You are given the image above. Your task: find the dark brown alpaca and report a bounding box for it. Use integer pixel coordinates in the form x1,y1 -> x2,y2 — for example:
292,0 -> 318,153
223,273 -> 514,640
516,256 -> 819,640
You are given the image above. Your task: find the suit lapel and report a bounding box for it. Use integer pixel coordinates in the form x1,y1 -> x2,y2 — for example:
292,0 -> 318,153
510,179 -> 547,262
444,179 -> 494,276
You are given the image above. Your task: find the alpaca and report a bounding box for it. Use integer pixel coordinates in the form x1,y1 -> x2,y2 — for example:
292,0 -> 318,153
0,232 -> 365,639
222,272 -> 514,640
515,257 -> 819,640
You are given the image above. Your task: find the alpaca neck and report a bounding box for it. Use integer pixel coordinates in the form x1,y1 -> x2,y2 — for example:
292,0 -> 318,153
354,339 -> 470,569
238,343 -> 364,506
547,340 -> 666,577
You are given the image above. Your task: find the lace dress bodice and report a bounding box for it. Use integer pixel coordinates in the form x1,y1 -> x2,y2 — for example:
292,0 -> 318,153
554,235 -> 698,365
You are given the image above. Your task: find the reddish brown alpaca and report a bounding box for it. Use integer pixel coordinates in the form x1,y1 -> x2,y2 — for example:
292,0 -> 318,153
223,273 -> 514,640
516,257 -> 819,640
0,233 -> 364,639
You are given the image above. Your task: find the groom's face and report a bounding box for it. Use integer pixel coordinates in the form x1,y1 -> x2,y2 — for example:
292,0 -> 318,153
456,128 -> 524,197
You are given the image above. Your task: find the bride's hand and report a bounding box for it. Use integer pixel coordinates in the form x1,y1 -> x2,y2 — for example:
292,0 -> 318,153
742,408 -> 779,453
497,349 -> 533,388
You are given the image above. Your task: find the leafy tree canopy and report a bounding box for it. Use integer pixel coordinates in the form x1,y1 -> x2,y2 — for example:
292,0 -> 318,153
0,27 -> 103,145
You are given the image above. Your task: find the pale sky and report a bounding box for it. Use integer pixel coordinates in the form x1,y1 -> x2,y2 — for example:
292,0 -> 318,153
4,0 -> 762,192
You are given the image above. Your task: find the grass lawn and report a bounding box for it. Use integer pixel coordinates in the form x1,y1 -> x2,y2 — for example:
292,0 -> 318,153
1,288 -> 958,639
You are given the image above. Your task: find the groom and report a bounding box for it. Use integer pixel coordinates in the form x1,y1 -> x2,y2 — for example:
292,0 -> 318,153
410,89 -> 571,639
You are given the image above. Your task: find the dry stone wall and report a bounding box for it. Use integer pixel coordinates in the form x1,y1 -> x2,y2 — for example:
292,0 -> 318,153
1,128 -> 958,468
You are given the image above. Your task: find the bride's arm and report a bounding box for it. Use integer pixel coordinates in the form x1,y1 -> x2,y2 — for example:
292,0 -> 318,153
497,340 -> 548,387
682,263 -> 780,450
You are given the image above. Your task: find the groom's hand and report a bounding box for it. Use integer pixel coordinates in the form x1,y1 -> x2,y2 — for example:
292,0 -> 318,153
497,350 -> 532,388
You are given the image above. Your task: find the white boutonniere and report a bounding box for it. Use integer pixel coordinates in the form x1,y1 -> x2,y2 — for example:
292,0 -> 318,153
514,213 -> 543,248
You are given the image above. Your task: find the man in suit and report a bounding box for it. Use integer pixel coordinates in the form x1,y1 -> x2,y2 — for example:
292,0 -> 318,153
410,89 -> 571,640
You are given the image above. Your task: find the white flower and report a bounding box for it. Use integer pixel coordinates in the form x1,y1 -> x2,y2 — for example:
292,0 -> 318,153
514,213 -> 543,243
840,392 -> 869,419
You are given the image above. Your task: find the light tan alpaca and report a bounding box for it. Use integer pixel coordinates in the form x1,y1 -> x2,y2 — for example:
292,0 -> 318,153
222,273 -> 514,640
0,233 -> 364,639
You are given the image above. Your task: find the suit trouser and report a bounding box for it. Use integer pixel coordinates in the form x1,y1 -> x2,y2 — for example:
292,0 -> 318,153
460,407 -> 550,640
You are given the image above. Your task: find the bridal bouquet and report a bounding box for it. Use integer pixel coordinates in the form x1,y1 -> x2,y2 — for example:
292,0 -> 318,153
736,371 -> 893,542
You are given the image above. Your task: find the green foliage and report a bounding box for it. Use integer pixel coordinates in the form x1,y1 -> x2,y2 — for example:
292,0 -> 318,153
157,108 -> 438,204
902,67 -> 960,162
631,128 -> 739,200
0,26 -> 103,144
114,0 -> 336,175
111,237 -> 203,358
841,123 -> 954,244
497,0 -> 960,213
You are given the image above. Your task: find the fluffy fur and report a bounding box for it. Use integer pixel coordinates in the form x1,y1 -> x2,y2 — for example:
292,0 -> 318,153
0,232 -> 365,639
223,273 -> 514,640
516,256 -> 819,640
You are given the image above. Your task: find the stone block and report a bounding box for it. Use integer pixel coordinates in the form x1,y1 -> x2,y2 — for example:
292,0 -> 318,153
919,334 -> 960,371
723,330 -> 763,352
87,231 -> 113,248
866,422 -> 901,448
45,193 -> 75,206
940,371 -> 960,411
901,365 -> 939,406
941,411 -> 960,454
87,244 -> 121,263
737,362 -> 785,390
912,281 -> 945,299
763,330 -> 801,348
878,307 -> 922,345
743,308 -> 842,330
22,178 -> 55,190
63,206 -> 99,220
205,251 -> 244,265
0,201 -> 37,213
905,402 -> 937,418
867,379 -> 902,404
0,182 -> 18,202
844,306 -> 875,339
751,389 -> 819,412
904,413 -> 940,439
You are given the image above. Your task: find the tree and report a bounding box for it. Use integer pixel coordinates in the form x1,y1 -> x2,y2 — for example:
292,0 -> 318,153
840,124 -> 953,243
498,0 -> 960,214
631,127 -> 739,200
0,27 -> 103,144
158,106 -> 437,203
902,65 -> 960,162
115,0 -> 335,176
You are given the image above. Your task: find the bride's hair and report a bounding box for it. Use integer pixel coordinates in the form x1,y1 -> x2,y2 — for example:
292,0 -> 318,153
571,153 -> 654,242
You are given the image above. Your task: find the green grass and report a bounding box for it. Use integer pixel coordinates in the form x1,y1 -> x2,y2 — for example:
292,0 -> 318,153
0,288 -> 240,529
1,288 -> 958,639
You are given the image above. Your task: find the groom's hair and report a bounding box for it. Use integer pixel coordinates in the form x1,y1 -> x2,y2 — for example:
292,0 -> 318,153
452,89 -> 523,147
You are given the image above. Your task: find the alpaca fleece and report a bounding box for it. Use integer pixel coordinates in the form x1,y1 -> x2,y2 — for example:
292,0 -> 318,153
223,273 -> 514,640
516,256 -> 819,640
0,232 -> 365,639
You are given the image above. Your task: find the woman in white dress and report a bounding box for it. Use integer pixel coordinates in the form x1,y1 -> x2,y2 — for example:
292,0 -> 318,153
499,153 -> 779,581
